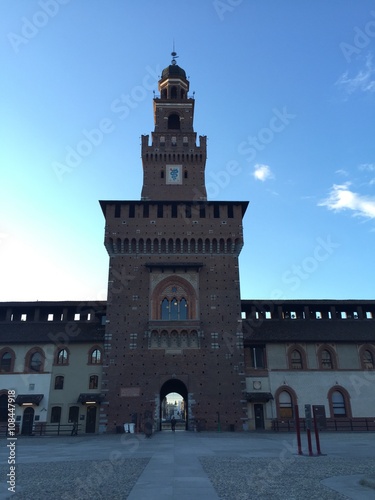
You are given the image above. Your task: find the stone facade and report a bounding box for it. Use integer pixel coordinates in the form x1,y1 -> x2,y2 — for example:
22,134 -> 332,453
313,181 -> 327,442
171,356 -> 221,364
242,299 -> 375,431
0,301 -> 105,435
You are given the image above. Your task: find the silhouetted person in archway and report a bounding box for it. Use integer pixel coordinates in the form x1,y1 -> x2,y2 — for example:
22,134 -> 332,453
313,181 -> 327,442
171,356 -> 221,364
171,416 -> 176,432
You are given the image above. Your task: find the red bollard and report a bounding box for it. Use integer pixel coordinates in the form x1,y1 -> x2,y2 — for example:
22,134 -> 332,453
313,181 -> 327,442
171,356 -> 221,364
294,405 -> 303,455
313,406 -> 322,455
306,428 -> 313,456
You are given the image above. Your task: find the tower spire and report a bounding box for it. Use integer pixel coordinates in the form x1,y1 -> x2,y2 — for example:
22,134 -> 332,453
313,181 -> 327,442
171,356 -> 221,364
171,40 -> 178,65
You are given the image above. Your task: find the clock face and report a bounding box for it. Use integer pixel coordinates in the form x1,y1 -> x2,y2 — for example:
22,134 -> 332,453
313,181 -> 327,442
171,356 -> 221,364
253,381 -> 262,390
166,165 -> 182,185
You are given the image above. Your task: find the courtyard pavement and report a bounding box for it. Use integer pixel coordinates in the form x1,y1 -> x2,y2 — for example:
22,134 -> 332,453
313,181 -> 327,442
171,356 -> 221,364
1,430 -> 375,499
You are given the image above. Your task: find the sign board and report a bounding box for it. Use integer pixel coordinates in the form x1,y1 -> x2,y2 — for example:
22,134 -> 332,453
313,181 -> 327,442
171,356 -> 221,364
305,404 -> 312,429
313,405 -> 327,430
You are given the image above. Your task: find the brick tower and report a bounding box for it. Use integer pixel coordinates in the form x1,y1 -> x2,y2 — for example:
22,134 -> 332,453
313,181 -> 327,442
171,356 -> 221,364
99,53 -> 249,432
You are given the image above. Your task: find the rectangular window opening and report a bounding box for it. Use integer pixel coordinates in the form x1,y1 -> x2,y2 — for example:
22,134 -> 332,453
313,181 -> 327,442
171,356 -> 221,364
171,203 -> 178,218
250,346 -> 266,369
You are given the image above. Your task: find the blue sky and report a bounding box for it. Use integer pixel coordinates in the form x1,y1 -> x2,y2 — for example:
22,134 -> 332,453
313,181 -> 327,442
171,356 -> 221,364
1,0 -> 375,302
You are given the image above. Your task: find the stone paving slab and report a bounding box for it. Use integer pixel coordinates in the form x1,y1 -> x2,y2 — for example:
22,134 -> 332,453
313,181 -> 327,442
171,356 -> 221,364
1,431 -> 375,499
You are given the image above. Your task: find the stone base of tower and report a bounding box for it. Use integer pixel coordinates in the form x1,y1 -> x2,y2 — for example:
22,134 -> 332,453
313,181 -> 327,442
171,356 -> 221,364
100,351 -> 247,433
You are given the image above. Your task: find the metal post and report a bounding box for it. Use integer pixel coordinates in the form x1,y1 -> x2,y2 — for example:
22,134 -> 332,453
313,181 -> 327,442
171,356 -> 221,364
305,404 -> 313,456
294,405 -> 303,455
306,428 -> 313,456
312,406 -> 322,455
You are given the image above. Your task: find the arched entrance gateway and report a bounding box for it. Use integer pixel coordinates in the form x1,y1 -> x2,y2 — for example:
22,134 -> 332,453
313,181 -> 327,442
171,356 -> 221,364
160,379 -> 188,431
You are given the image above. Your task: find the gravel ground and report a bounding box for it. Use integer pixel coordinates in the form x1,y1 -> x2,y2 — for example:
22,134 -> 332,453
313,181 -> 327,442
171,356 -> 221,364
199,456 -> 375,500
1,458 -> 150,500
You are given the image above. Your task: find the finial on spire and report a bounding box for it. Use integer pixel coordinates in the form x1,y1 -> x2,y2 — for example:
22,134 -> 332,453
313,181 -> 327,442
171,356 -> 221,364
171,41 -> 178,65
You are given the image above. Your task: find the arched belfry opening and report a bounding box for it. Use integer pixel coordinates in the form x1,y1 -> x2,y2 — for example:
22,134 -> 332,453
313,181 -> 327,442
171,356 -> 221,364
160,379 -> 188,431
168,113 -> 180,129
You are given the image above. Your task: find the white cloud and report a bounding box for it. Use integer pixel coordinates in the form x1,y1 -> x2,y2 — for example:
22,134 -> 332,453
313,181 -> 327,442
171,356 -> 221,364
335,53 -> 375,96
252,164 -> 274,182
335,169 -> 349,177
358,163 -> 375,172
319,182 -> 375,219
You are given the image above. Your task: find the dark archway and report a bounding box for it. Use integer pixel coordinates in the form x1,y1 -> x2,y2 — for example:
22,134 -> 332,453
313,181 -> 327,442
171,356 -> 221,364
160,379 -> 188,431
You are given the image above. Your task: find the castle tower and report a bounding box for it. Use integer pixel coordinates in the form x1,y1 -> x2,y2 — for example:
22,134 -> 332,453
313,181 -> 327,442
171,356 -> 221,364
141,52 -> 207,202
99,53 -> 249,433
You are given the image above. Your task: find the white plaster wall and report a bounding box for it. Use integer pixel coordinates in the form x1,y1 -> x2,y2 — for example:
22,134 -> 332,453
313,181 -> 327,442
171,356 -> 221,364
1,373 -> 51,424
269,370 -> 375,417
49,343 -> 102,427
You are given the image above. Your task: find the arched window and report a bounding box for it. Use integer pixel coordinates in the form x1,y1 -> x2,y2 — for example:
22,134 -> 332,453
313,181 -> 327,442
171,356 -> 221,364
317,345 -> 337,370
168,114 -> 180,129
161,298 -> 169,319
30,352 -> 43,372
89,347 -> 102,365
328,386 -> 351,418
321,350 -> 333,369
170,297 -> 179,320
89,375 -> 99,389
54,376 -> 64,390
291,350 -> 303,369
278,391 -> 293,419
180,298 -> 188,320
275,386 -> 297,420
152,277 -> 196,320
161,297 -> 188,320
331,391 -> 346,416
25,349 -> 45,373
362,349 -> 374,370
56,348 -> 69,365
0,351 -> 13,373
287,345 -> 307,370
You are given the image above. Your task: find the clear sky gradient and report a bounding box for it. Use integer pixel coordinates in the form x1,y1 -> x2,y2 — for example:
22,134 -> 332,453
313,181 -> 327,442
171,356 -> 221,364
1,0 -> 374,302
